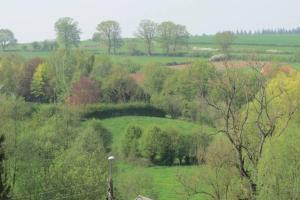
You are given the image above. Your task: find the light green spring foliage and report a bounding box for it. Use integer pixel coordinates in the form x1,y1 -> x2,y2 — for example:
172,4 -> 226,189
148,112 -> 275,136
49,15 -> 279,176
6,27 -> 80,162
96,20 -> 122,54
258,123 -> 300,200
255,72 -> 300,200
55,17 -> 81,49
157,21 -> 189,54
0,29 -> 16,50
0,55 -> 24,94
0,99 -> 111,200
121,125 -> 143,158
31,63 -> 48,101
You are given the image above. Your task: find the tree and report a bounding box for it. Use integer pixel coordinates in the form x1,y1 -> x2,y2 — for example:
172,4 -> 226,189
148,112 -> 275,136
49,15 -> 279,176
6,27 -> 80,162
121,125 -> 143,159
31,41 -> 41,51
177,137 -> 242,200
203,64 -> 298,198
0,29 -> 16,51
136,19 -> 157,56
68,76 -> 100,105
54,17 -> 81,49
140,126 -> 163,164
90,56 -> 113,81
17,58 -> 43,101
214,31 -> 235,56
157,21 -> 175,54
31,63 -> 51,102
172,24 -> 189,52
103,67 -> 149,103
143,65 -> 173,95
258,123 -> 300,200
157,21 -> 189,54
96,20 -> 122,54
0,54 -> 24,95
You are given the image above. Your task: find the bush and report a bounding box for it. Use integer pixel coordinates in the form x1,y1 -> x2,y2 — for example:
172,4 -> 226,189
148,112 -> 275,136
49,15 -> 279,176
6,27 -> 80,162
82,103 -> 166,120
121,125 -> 143,159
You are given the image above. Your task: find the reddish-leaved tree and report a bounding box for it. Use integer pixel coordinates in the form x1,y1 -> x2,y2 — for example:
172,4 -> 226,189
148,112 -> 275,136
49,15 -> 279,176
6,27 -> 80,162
68,77 -> 100,105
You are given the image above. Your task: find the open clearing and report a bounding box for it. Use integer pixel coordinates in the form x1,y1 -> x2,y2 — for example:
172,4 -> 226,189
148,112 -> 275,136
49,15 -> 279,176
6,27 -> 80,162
97,116 -> 214,200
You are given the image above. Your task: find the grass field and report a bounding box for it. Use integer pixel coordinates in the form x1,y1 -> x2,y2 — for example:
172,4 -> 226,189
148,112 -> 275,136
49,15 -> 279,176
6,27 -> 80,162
2,34 -> 300,61
99,116 -> 214,150
190,34 -> 300,46
95,116 -> 214,200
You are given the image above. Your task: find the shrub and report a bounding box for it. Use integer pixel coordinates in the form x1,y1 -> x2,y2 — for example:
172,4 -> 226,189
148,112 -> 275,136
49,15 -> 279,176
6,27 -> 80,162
82,103 -> 166,120
121,125 -> 143,159
68,76 -> 101,105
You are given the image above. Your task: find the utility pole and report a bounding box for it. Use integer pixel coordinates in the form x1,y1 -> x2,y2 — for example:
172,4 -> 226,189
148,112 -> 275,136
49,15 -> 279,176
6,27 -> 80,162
107,156 -> 115,200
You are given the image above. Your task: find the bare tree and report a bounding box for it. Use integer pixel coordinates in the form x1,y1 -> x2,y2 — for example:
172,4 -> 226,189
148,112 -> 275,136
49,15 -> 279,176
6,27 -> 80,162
203,60 -> 297,197
136,19 -> 157,56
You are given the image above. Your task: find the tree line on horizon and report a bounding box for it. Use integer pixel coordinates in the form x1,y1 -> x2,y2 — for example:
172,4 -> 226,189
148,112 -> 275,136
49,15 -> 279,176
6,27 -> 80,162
0,17 -> 190,56
2,17 -> 300,55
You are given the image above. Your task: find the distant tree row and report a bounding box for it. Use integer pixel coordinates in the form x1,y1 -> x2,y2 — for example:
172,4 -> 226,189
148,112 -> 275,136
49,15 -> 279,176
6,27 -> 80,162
235,27 -> 300,35
1,17 -> 190,55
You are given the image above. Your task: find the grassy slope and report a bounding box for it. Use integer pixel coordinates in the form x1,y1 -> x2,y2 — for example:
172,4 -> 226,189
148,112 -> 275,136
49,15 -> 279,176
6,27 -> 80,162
98,116 -> 213,200
100,116 -> 214,150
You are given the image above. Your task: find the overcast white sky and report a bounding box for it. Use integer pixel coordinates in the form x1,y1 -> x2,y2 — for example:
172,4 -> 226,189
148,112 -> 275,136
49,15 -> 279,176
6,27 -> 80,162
1,0 -> 300,43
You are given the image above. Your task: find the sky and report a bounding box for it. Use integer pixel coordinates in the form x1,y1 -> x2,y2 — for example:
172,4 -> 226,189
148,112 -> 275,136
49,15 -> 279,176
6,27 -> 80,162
1,0 -> 300,43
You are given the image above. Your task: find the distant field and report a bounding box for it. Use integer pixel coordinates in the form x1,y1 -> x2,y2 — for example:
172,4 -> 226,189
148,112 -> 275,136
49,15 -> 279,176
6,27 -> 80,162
110,55 -> 196,65
97,116 -> 213,200
117,163 -> 206,200
1,34 -> 300,64
190,34 -> 300,46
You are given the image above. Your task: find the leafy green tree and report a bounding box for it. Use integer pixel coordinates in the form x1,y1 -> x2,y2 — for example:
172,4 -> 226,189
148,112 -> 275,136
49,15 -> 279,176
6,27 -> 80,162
103,67 -> 149,103
90,56 -> 113,81
258,124 -> 300,200
31,41 -> 41,51
82,120 -> 112,153
157,21 -> 175,54
45,49 -> 94,102
121,125 -> 143,158
203,65 -> 300,198
157,21 -> 189,54
0,55 -> 25,95
55,17 -> 81,49
96,20 -> 122,54
31,63 -> 50,102
143,64 -> 173,95
0,29 -> 16,51
136,19 -> 157,56
17,58 -> 43,101
140,126 -> 163,163
177,137 -> 245,200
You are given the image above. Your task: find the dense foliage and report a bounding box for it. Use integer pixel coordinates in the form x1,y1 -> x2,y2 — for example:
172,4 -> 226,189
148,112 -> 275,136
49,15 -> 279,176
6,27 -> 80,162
0,37 -> 300,199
